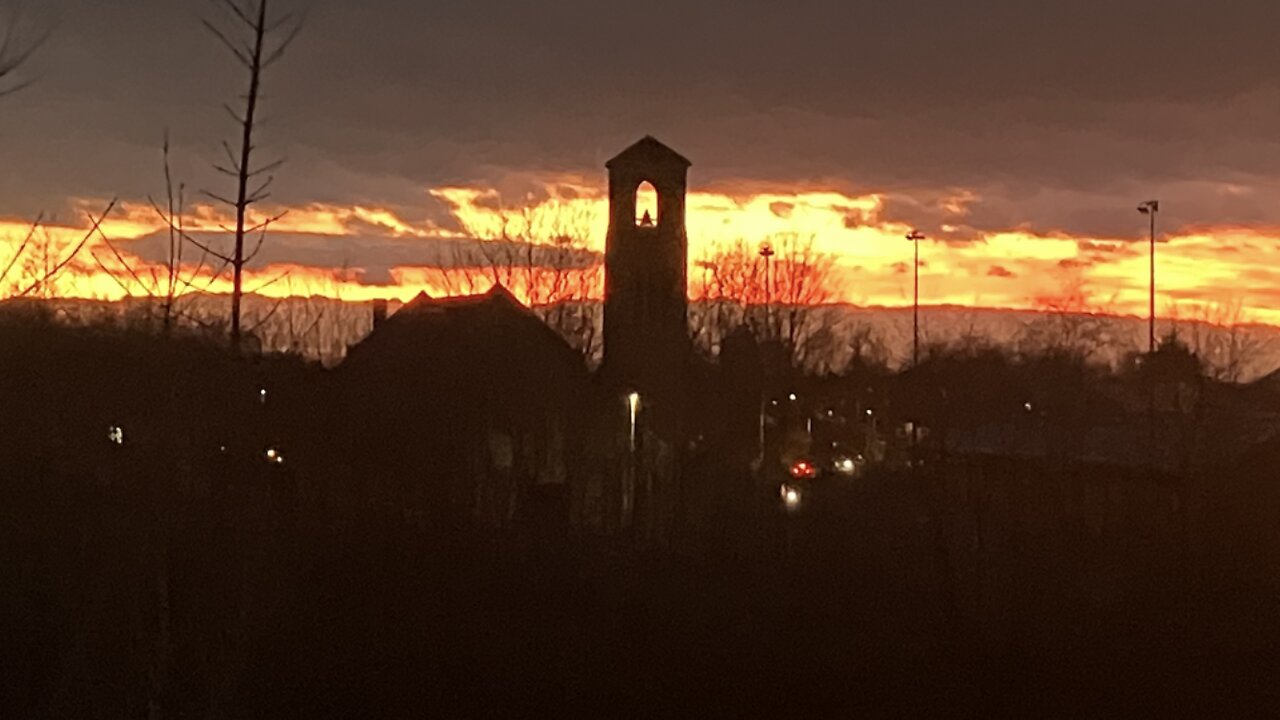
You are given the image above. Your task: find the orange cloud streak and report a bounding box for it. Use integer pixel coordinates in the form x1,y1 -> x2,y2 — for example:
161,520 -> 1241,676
3,181 -> 1279,327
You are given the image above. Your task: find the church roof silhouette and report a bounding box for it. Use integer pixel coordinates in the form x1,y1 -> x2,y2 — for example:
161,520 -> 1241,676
606,135 -> 691,170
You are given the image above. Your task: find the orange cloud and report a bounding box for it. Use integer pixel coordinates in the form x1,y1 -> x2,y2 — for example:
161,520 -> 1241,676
4,180 -> 1280,329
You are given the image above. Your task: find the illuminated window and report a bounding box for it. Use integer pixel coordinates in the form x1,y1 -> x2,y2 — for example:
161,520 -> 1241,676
108,425 -> 124,446
635,181 -> 658,227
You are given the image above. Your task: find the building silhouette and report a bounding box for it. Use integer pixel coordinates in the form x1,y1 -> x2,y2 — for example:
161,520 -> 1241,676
341,285 -> 590,531
339,137 -> 710,537
602,136 -> 692,419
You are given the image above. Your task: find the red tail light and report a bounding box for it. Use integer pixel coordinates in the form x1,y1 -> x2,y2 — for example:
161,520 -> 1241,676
789,460 -> 818,479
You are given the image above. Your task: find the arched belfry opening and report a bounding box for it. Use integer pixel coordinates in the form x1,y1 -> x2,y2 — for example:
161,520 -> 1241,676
635,181 -> 658,227
602,136 -> 692,416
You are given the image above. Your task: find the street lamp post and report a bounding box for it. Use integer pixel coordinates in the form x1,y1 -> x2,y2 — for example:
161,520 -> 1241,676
1138,201 -> 1159,354
759,242 -> 775,338
695,260 -> 716,302
906,230 -> 926,367
1137,201 -> 1160,471
623,391 -> 642,531
626,391 -> 641,453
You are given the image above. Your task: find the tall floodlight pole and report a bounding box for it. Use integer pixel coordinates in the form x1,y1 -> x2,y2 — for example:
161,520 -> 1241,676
906,230 -> 926,366
1138,201 -> 1159,354
759,242 -> 775,338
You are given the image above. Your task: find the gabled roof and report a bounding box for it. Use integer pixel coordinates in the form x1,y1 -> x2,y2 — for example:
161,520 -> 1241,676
606,135 -> 691,171
344,283 -> 585,374
396,283 -> 523,317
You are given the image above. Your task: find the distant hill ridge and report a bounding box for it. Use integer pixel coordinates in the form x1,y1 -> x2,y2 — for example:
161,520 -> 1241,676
8,295 -> 1279,381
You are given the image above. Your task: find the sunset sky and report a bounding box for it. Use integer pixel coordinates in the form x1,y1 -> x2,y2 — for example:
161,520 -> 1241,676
5,1 -> 1280,322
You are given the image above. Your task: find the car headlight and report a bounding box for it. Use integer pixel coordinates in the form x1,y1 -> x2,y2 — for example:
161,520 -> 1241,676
780,483 -> 802,509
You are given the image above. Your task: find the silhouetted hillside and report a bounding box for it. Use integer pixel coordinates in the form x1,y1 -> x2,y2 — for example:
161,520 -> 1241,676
22,295 -> 1280,379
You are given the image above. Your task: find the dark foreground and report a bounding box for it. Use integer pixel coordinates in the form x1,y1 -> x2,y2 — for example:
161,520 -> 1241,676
5,316 -> 1280,717
6,464 -> 1280,719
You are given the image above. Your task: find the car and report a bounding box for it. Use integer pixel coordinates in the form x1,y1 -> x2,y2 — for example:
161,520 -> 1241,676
787,451 -> 866,481
779,481 -> 804,512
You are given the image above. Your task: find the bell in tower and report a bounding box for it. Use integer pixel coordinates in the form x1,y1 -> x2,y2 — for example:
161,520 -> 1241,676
601,136 -> 692,416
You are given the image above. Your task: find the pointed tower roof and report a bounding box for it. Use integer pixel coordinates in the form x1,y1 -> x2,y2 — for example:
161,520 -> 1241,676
485,282 -> 521,305
606,135 -> 691,171
402,290 -> 435,310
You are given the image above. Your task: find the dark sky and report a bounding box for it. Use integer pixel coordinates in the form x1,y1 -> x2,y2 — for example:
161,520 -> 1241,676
5,0 -> 1280,238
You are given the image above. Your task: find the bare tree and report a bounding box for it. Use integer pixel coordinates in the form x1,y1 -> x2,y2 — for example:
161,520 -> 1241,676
0,201 -> 117,300
844,321 -> 890,372
92,137 -> 223,332
1020,275 -> 1111,362
690,239 -> 765,356
1170,299 -> 1265,383
771,233 -> 838,357
444,206 -> 604,360
0,12 -> 89,311
0,8 -> 48,97
694,233 -> 841,371
201,0 -> 303,349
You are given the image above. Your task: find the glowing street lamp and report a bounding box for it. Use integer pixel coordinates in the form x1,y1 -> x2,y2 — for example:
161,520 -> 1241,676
626,391 -> 641,453
695,259 -> 717,301
1137,201 -> 1159,354
266,447 -> 285,465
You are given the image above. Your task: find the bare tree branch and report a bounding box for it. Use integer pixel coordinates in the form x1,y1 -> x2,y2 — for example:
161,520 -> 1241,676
201,190 -> 238,207
263,15 -> 304,68
0,212 -> 43,287
201,19 -> 253,68
0,11 -> 49,97
90,227 -> 157,298
213,0 -> 257,30
15,200 -> 117,298
202,0 -> 303,348
181,232 -> 234,264
246,268 -> 290,295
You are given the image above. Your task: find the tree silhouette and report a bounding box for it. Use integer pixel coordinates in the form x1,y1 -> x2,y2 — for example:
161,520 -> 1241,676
91,136 -> 224,333
692,233 -> 840,371
1169,299 -> 1265,383
436,206 -> 603,360
0,202 -> 117,300
200,0 -> 304,349
1022,275 -> 1111,362
0,8 -> 47,97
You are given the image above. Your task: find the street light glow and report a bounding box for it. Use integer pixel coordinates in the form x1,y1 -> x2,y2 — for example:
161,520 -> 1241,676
626,392 -> 641,452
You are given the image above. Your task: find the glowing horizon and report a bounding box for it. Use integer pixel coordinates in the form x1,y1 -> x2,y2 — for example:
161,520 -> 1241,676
1,179 -> 1278,328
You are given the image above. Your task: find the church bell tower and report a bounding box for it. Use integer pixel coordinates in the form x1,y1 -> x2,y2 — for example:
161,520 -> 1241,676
601,136 -> 691,408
